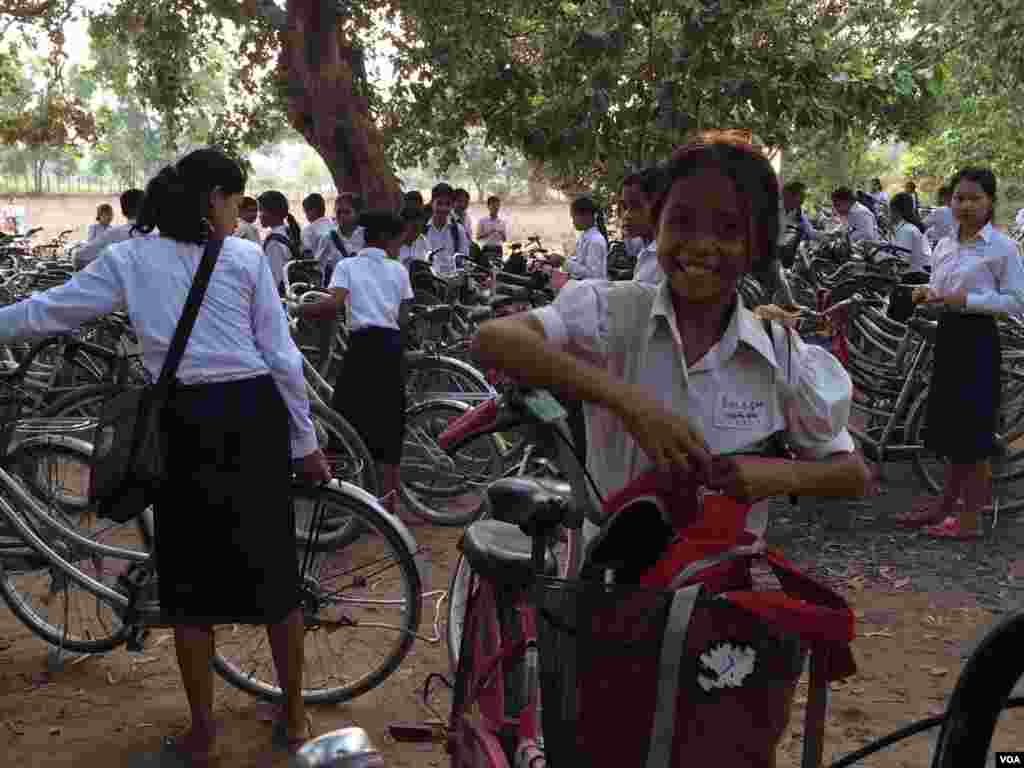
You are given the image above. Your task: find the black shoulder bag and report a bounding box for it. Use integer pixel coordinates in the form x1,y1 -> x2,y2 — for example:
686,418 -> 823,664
90,237 -> 223,523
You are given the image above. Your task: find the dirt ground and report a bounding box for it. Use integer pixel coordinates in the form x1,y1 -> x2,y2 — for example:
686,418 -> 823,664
4,463 -> 1024,767
6,194 -> 582,260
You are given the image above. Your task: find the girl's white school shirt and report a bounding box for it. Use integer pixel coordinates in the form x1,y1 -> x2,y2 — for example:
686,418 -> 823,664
566,227 -> 608,280
929,223 -> 1024,315
264,225 -> 292,287
329,247 -> 414,332
0,235 -> 318,457
891,221 -> 932,274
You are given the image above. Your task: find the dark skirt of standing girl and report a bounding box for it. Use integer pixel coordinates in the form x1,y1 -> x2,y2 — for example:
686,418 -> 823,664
924,313 -> 1001,462
330,327 -> 406,465
156,374 -> 298,625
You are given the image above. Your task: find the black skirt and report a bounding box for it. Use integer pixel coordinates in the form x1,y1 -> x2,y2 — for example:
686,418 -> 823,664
155,375 -> 297,625
925,313 -> 1001,462
331,326 -> 406,464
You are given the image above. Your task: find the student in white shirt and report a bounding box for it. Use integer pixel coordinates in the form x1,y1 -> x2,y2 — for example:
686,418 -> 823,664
831,187 -> 878,243
869,178 -> 889,208
452,188 -> 474,242
425,182 -> 469,276
474,147 -> 868,763
888,192 -> 932,281
257,190 -> 300,294
73,188 -> 146,270
399,205 -> 429,267
234,196 -> 262,243
904,180 -> 921,214
294,211 -> 414,517
924,186 -> 956,244
621,168 -> 663,284
0,148 -> 327,758
476,194 -> 508,264
300,193 -> 334,260
908,168 -> 1024,540
320,192 -> 366,284
88,203 -> 114,241
546,195 -> 608,279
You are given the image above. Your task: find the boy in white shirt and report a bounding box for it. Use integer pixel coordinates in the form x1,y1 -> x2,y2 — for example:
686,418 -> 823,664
831,187 -> 878,244
88,204 -> 114,241
399,205 -> 429,267
546,195 -> 608,280
234,197 -> 262,243
476,195 -> 508,264
426,182 -> 469,276
452,188 -> 474,242
300,193 -> 334,260
74,188 -> 146,270
621,168 -> 663,284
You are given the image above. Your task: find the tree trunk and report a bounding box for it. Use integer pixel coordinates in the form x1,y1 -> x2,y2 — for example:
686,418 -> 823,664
33,159 -> 45,195
527,158 -> 547,205
281,0 -> 401,208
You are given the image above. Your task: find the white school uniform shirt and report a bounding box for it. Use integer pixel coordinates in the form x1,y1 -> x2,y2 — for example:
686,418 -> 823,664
0,235 -> 318,457
872,191 -> 890,207
929,223 -> 1024,316
426,220 -> 468,276
87,222 -> 110,242
319,225 -> 365,277
301,216 -> 335,259
531,280 -> 855,529
923,206 -> 956,243
400,235 -> 429,267
235,220 -> 262,244
843,202 -> 878,243
476,215 -> 507,247
74,220 -> 140,270
329,247 -> 414,332
624,236 -> 646,261
263,225 -> 293,288
891,221 -> 932,273
1016,208 -> 1024,229
632,240 -> 664,285
566,227 -> 608,280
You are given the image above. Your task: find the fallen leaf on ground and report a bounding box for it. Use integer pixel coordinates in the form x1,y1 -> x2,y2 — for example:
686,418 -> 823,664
863,631 -> 894,638
49,727 -> 61,735
929,667 -> 948,677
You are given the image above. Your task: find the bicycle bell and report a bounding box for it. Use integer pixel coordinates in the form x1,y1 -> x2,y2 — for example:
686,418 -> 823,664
289,727 -> 385,768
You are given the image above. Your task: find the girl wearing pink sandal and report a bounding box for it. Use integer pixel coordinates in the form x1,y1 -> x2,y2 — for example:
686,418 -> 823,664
909,168 -> 1024,540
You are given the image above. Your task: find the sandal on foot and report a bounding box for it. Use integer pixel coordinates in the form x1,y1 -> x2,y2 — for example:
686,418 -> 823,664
895,499 -> 959,527
922,516 -> 983,540
160,733 -> 216,765
272,715 -> 314,753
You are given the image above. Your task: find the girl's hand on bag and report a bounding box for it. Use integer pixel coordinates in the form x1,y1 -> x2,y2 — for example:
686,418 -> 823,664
618,393 -> 712,481
295,449 -> 332,485
709,456 -> 797,503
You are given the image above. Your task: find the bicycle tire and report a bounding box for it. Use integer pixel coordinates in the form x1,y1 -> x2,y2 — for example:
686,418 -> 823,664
401,399 -> 502,526
212,482 -> 421,704
311,399 -> 380,497
405,353 -> 494,405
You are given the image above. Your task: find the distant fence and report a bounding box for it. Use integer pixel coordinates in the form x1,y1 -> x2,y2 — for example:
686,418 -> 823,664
0,175 -> 124,196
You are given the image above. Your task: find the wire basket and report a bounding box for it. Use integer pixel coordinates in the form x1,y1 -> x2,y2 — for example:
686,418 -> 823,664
534,576 -> 805,767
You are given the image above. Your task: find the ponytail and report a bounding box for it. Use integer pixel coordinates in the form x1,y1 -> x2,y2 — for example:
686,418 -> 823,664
285,213 -> 302,250
135,149 -> 246,244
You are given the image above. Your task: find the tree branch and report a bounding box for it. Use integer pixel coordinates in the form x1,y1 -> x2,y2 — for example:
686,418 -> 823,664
0,0 -> 52,18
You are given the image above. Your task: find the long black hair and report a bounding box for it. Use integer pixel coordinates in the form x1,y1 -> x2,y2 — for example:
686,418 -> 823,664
135,148 -> 246,244
652,141 -> 780,272
257,190 -> 302,246
950,167 -> 998,224
890,192 -> 926,233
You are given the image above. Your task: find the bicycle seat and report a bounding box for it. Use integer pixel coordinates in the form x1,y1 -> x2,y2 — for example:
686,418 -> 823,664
488,478 -> 571,525
487,477 -> 575,533
459,520 -> 557,588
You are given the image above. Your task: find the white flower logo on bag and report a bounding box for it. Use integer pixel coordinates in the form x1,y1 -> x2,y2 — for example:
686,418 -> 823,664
697,642 -> 757,692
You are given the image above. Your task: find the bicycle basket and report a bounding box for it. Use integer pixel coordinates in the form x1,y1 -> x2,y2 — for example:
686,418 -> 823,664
534,577 -> 805,768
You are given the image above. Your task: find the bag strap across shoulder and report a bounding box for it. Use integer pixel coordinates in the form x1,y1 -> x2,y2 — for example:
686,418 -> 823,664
155,237 -> 223,392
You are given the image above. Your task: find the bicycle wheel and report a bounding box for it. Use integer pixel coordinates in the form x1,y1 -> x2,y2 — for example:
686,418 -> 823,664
39,383 -> 122,419
401,400 -> 503,526
405,353 -> 494,405
311,400 -> 380,497
212,483 -> 421,704
0,453 -> 140,653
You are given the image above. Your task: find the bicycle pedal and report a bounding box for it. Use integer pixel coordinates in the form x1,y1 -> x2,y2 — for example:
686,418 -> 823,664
387,721 -> 445,743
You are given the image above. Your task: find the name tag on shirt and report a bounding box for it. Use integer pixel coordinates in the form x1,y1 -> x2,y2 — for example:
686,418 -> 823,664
714,392 -> 769,430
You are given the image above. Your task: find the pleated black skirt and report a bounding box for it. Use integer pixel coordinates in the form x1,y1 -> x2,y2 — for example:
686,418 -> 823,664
924,313 -> 1001,462
155,374 -> 298,626
331,326 -> 406,464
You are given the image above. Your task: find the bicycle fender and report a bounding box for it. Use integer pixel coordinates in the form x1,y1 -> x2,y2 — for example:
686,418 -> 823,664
7,433 -> 94,458
326,479 -> 418,557
404,352 -> 497,395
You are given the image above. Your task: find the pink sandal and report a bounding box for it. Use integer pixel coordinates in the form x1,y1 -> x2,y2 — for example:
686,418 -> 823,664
922,516 -> 983,541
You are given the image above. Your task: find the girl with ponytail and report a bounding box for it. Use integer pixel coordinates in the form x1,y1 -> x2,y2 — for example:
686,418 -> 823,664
257,190 -> 301,293
0,147 -> 327,757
